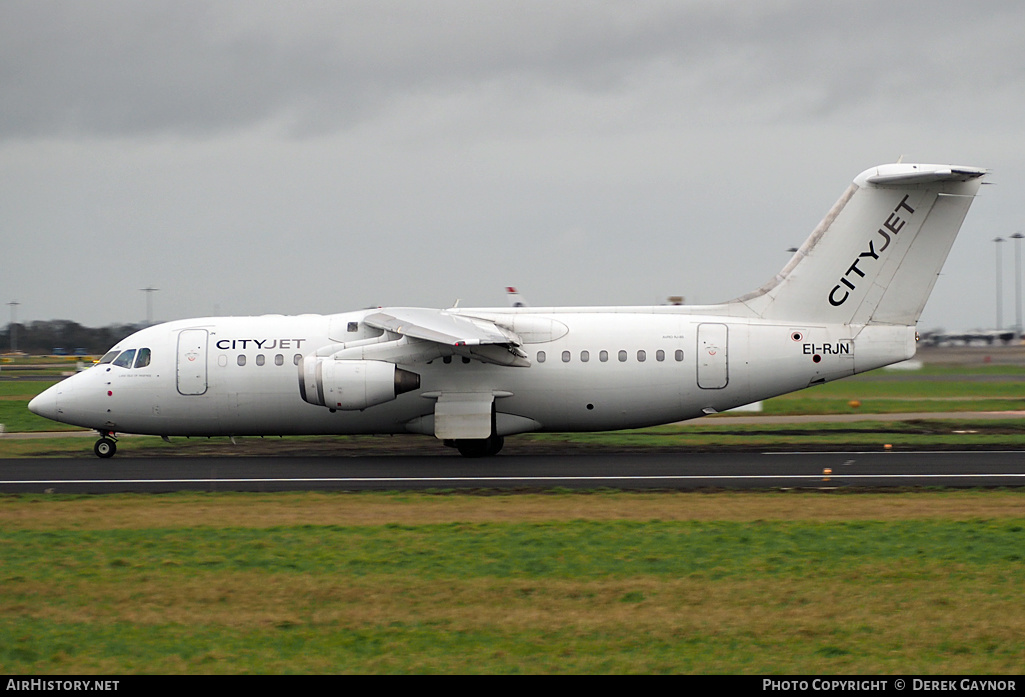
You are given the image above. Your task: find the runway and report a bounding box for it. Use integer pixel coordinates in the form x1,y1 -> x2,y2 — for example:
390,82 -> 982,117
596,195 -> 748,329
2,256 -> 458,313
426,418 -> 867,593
2,450 -> 1025,493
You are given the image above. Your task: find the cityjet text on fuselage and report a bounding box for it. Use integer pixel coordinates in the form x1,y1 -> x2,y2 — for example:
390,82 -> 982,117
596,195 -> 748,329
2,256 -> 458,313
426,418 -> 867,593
214,338 -> 308,350
828,194 -> 915,307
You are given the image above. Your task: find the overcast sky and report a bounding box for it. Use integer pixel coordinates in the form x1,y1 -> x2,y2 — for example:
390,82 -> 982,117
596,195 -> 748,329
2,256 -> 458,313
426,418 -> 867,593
3,0 -> 1025,333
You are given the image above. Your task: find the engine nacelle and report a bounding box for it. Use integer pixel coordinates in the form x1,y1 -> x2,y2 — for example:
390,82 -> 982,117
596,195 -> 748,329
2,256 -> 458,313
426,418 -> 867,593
298,358 -> 420,410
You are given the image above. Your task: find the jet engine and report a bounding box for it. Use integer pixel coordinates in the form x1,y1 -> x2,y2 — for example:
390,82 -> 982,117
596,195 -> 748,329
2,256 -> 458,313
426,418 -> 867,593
298,358 -> 420,410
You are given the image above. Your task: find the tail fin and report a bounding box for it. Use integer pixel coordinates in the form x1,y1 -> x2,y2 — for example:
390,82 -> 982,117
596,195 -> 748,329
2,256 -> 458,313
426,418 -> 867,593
734,163 -> 986,326
506,287 -> 528,307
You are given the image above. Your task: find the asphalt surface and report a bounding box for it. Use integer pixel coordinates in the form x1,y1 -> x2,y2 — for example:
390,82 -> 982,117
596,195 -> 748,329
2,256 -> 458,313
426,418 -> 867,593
2,450 -> 1024,493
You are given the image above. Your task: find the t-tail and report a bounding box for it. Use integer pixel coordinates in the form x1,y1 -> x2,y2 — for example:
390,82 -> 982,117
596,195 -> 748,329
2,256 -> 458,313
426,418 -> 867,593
731,163 -> 987,327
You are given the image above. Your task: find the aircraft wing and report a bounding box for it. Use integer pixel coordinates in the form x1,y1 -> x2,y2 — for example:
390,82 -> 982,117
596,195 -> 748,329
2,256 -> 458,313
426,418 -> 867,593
363,309 -> 530,367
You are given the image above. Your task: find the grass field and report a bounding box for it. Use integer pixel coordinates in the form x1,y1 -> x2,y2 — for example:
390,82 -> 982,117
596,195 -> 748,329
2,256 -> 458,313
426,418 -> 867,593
1,490 -> 1024,674
0,381 -> 82,433
758,366 -> 1025,415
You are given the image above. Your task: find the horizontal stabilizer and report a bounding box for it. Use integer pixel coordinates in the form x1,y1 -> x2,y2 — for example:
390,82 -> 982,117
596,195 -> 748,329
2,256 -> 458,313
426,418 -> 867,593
859,164 -> 986,187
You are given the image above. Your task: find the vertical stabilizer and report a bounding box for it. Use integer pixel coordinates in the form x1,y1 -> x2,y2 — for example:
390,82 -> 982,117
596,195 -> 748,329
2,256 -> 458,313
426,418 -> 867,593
734,164 -> 986,326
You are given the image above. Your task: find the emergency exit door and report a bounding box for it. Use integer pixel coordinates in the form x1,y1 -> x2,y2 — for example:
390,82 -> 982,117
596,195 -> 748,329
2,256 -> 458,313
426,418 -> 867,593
697,323 -> 728,389
177,329 -> 209,395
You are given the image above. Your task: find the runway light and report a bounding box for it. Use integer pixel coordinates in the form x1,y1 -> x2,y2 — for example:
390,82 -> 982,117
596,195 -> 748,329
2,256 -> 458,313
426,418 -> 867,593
848,400 -> 861,408
884,444 -> 893,450
823,468 -> 832,482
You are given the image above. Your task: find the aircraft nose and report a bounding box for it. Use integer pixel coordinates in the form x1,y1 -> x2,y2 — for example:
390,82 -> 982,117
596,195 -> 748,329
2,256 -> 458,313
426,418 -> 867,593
28,385 -> 60,420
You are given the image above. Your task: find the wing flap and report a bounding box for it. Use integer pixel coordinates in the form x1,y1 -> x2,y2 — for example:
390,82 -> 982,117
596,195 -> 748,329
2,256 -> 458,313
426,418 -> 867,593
365,309 -> 519,346
363,308 -> 530,367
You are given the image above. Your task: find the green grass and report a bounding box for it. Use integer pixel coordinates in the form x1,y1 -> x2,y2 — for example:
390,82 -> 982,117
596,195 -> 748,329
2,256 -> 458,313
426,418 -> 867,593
761,370 -> 1025,415
761,397 -> 1025,415
1,493 -> 1024,674
4,519 -> 1024,579
0,381 -> 84,432
521,419 -> 1025,451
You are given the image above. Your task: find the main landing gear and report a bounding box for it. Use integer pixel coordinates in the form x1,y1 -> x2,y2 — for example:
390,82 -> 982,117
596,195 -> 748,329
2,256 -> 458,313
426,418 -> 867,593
449,435 -> 505,458
94,432 -> 117,459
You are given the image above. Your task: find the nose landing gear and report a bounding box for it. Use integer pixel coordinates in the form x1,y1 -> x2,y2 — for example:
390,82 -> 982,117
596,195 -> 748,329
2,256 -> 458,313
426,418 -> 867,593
94,432 -> 117,458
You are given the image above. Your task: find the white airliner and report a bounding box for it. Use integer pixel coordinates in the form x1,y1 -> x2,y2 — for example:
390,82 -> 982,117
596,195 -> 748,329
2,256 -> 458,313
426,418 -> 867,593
29,163 -> 986,458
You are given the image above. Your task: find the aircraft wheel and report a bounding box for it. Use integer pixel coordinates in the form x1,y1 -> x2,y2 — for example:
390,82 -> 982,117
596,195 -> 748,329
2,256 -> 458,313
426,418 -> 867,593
455,435 -> 504,458
94,438 -> 117,459
486,435 -> 505,456
455,439 -> 488,458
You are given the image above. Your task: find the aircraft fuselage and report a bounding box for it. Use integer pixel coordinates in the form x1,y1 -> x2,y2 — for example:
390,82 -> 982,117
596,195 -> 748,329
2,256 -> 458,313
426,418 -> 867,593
34,308 -> 911,439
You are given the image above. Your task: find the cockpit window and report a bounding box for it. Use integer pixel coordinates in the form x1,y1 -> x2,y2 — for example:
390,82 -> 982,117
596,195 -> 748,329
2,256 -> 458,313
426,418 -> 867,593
98,350 -> 120,364
134,348 -> 151,369
112,349 -> 136,368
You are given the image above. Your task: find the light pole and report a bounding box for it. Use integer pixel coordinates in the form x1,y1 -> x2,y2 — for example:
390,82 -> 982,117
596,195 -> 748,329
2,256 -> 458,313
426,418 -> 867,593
6,301 -> 20,353
1011,233 -> 1024,340
994,237 -> 1005,330
140,287 -> 159,326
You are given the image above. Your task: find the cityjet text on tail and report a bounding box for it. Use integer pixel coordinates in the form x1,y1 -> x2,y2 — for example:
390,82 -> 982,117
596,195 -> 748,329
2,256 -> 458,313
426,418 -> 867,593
29,163 -> 986,458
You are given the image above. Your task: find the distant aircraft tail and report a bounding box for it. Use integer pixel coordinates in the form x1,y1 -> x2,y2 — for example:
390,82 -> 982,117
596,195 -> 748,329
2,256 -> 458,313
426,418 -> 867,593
506,287 -> 528,308
732,163 -> 986,326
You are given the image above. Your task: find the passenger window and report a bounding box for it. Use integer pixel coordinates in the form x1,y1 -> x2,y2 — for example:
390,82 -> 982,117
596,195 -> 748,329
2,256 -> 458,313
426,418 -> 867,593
599,350 -> 608,362
98,350 -> 120,365
112,349 -> 136,368
256,354 -> 265,366
656,349 -> 665,362
348,322 -> 359,332
580,350 -> 589,362
294,354 -> 302,366
275,354 -> 284,366
618,350 -> 627,362
134,348 -> 151,369
675,349 -> 684,362
237,355 -> 246,367
537,351 -> 546,363
637,350 -> 646,362
562,351 -> 571,363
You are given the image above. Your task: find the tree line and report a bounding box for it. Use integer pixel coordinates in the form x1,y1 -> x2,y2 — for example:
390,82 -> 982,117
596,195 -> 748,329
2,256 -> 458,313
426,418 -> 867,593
1,320 -> 142,356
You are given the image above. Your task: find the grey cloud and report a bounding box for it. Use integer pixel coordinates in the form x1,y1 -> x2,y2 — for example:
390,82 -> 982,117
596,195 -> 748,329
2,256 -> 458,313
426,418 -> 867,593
6,1 -> 1022,141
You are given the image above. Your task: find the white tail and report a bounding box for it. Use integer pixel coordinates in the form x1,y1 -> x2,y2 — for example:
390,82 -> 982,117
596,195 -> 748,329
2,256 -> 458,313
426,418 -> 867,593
732,163 -> 986,326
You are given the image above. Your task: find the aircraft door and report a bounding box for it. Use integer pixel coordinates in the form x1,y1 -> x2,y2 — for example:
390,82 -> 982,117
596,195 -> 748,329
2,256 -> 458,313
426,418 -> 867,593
177,329 -> 209,396
697,323 -> 728,389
